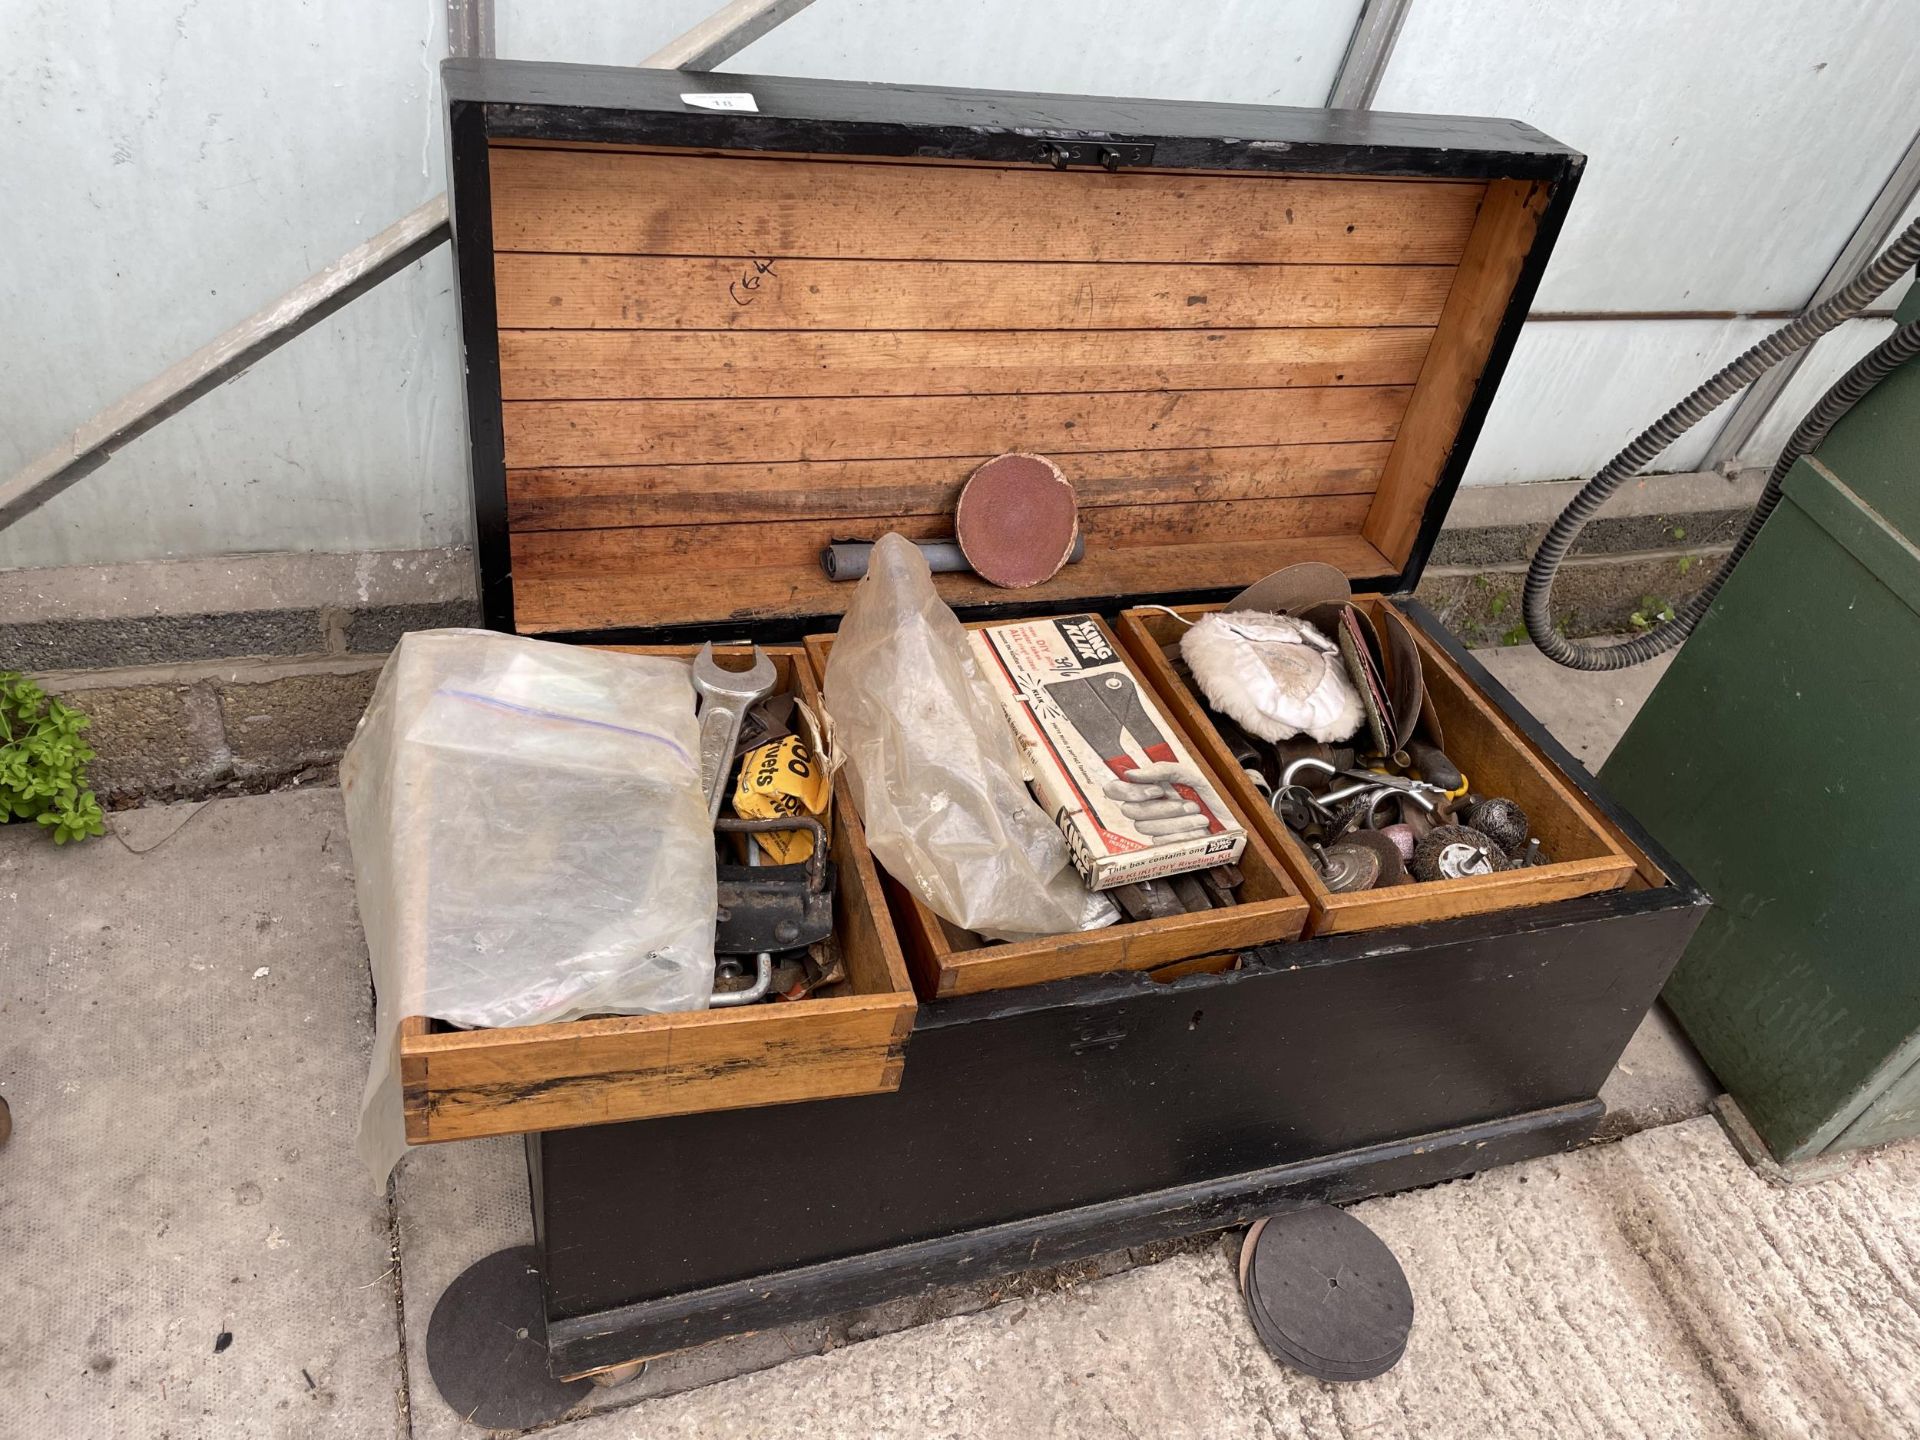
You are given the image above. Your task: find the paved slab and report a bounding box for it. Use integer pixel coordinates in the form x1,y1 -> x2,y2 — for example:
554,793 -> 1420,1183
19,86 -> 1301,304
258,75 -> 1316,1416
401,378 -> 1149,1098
0,792 -> 403,1439
1597,1120 -> 1920,1438
395,1135 -> 537,1439
1472,642 -> 1676,771
1599,1000 -> 1719,1142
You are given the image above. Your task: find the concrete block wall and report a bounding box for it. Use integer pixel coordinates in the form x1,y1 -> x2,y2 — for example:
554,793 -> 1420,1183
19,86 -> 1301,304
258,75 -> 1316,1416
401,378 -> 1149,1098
46,655 -> 387,804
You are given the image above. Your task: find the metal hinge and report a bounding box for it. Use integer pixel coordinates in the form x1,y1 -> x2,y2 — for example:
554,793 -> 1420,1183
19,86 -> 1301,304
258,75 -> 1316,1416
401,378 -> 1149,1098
1069,1027 -> 1129,1055
1034,140 -> 1154,171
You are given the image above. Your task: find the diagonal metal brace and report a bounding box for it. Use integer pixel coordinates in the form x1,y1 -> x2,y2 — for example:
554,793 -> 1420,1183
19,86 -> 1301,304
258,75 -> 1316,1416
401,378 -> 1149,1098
0,0 -> 820,538
0,197 -> 451,535
643,0 -> 817,69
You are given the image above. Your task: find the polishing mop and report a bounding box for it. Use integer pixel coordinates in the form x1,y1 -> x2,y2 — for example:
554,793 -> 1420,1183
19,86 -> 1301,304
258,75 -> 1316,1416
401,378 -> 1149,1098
1179,610 -> 1365,744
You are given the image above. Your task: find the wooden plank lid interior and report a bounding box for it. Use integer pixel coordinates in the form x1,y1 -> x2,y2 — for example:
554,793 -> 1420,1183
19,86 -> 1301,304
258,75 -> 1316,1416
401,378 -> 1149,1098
446,61 -> 1583,641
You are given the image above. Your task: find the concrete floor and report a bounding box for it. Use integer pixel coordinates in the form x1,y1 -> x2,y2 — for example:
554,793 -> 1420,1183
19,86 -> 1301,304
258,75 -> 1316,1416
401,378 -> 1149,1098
556,1118 -> 1920,1440
0,789 -> 403,1439
6,645 -> 1916,1438
1472,642 -> 1674,772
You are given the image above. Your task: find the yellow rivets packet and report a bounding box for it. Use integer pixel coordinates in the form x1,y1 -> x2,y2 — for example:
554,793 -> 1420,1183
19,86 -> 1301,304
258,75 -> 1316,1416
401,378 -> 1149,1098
732,733 -> 830,863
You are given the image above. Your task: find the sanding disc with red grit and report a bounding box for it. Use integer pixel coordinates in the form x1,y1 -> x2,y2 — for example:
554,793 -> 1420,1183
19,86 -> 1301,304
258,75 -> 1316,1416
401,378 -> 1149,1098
955,453 -> 1080,588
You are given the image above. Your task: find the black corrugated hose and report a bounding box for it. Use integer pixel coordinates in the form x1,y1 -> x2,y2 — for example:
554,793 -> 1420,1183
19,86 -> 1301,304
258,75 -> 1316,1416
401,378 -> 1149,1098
1524,215 -> 1920,670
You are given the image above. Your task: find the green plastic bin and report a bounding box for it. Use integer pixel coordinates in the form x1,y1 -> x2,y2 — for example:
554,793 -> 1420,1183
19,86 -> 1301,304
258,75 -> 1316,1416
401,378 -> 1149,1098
1602,285 -> 1920,1165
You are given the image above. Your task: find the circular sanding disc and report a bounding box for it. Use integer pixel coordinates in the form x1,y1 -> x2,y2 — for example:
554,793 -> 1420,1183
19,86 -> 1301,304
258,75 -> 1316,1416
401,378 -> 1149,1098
1240,1206 -> 1413,1381
425,1247 -> 594,1429
955,453 -> 1079,588
1228,561 -> 1353,616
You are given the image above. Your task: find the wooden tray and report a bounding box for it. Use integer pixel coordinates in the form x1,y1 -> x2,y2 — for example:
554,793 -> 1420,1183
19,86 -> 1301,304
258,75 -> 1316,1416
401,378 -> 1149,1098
396,647 -> 915,1143
804,619 -> 1309,998
1115,600 -> 1638,934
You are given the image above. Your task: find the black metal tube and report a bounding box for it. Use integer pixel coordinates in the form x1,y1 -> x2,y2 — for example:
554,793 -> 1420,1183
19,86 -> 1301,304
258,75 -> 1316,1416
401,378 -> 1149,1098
822,533 -> 1086,582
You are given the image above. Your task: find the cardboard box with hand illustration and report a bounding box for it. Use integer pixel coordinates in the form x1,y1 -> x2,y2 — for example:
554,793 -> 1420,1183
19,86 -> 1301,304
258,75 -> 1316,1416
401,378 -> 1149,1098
968,614 -> 1247,889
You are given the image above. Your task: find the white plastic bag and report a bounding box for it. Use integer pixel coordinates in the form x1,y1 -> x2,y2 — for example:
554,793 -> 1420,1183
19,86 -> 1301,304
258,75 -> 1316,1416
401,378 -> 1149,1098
823,534 -> 1115,941
343,630 -> 716,1188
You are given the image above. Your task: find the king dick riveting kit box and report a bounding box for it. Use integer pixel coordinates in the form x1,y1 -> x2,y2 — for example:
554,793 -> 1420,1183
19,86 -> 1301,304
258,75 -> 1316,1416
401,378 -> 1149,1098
969,615 -> 1247,890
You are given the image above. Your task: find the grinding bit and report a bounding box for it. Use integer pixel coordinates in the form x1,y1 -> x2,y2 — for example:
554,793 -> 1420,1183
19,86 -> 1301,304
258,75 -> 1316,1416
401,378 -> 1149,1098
1312,840 -> 1382,893
1377,823 -> 1418,863
1410,824 -> 1507,881
1341,828 -> 1410,886
1464,796 -> 1530,852
1508,837 -> 1549,869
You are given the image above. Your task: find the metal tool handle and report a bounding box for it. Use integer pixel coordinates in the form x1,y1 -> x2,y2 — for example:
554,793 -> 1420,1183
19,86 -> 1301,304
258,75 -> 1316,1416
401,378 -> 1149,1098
709,952 -> 775,1008
695,701 -> 743,821
821,534 -> 1085,581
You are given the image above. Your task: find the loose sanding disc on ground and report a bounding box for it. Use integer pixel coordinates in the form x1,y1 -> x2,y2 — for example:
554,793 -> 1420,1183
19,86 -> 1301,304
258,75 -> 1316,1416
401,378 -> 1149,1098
955,453 -> 1079,588
425,1246 -> 594,1429
1238,1215 -> 1269,1291
1240,1205 -> 1413,1381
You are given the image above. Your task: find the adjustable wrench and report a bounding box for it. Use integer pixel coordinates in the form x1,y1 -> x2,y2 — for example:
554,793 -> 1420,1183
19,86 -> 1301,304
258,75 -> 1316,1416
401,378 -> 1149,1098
690,643 -> 777,823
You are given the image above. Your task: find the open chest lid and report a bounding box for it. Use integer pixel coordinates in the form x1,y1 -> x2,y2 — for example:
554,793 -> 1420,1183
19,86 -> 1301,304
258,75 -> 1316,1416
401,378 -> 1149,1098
444,58 -> 1582,644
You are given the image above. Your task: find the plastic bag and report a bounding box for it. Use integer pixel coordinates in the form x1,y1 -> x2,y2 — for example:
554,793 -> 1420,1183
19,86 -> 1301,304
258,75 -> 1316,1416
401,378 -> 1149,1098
343,630 -> 716,1188
822,533 -> 1116,941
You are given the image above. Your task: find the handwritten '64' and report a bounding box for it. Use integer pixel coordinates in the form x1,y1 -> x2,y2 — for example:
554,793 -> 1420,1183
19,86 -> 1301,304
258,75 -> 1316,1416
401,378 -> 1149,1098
729,257 -> 778,306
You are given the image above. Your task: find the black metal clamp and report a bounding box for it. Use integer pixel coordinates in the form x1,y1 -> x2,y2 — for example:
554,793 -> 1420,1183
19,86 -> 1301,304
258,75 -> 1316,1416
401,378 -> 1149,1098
712,816 -> 834,956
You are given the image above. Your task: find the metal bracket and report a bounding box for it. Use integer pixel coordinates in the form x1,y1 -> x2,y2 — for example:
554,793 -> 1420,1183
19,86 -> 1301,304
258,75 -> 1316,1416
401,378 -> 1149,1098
1069,1028 -> 1128,1055
713,816 -> 835,955
1034,141 -> 1155,171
